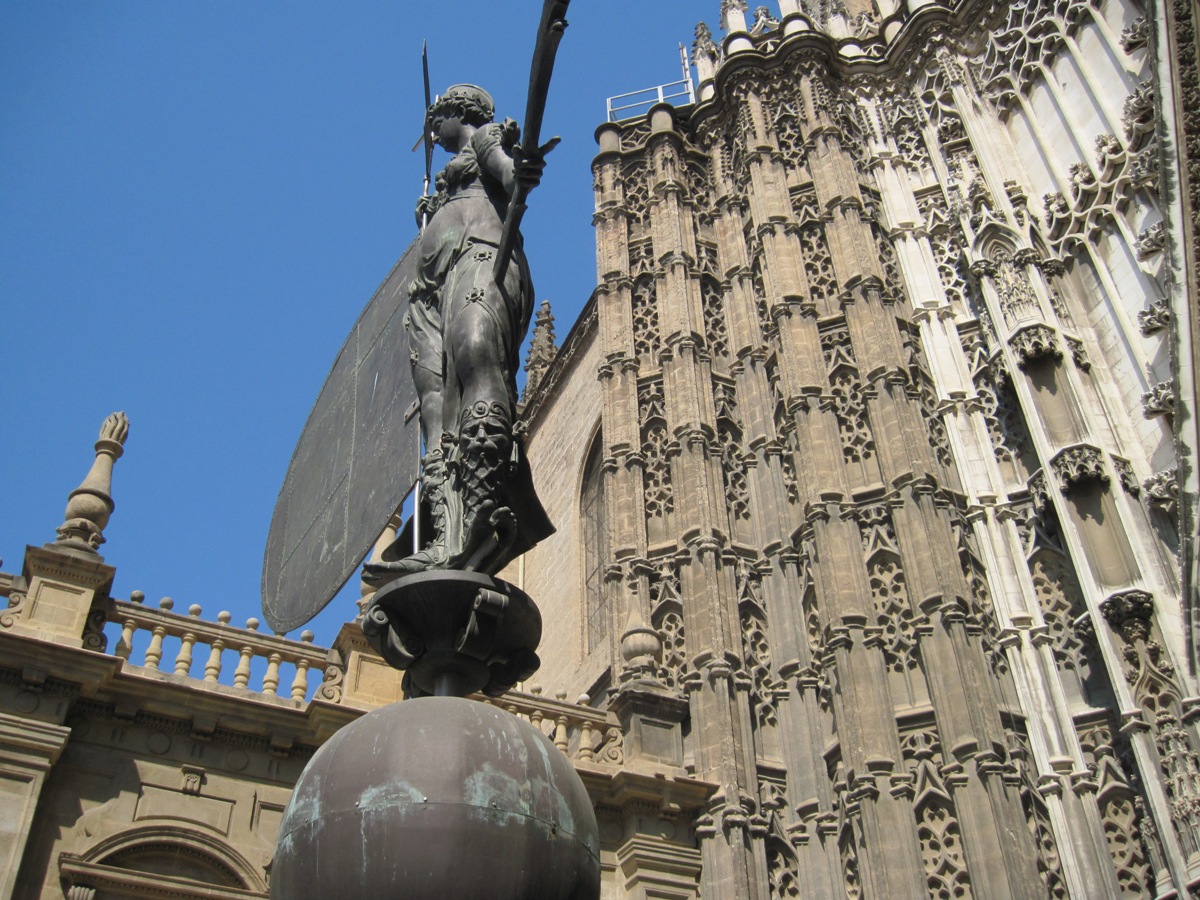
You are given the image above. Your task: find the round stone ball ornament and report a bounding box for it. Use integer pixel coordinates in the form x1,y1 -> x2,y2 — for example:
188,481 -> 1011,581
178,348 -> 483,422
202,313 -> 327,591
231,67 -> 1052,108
270,697 -> 600,899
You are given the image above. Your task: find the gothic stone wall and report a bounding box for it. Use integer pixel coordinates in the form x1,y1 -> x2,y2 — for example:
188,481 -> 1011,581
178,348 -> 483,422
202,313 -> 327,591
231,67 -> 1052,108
521,0 -> 1200,896
503,310 -> 608,697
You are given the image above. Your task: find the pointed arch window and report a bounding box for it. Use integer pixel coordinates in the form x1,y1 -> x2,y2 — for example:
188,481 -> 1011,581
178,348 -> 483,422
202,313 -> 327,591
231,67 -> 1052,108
581,431 -> 608,652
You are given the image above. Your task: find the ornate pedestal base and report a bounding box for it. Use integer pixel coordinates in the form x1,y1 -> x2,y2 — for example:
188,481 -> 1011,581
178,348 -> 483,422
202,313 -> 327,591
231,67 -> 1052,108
360,570 -> 541,697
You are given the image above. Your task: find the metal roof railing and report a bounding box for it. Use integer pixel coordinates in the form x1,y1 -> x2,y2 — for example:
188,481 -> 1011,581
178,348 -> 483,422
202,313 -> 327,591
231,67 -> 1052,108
605,43 -> 696,122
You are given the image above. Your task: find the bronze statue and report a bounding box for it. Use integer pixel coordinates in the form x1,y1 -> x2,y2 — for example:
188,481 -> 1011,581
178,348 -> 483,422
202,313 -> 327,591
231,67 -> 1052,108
364,84 -> 554,584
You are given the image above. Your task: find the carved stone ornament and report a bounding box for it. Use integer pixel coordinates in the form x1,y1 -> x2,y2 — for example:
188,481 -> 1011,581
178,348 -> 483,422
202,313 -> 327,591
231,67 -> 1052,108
619,610 -> 665,685
1128,145 -> 1161,193
56,412 -> 130,553
1135,221 -> 1166,260
750,5 -> 780,35
1099,589 -> 1154,630
1009,324 -> 1061,368
1065,336 -> 1090,370
1110,456 -> 1139,496
1069,162 -> 1098,200
1143,468 -> 1178,512
1138,298 -> 1170,335
1121,16 -> 1150,53
521,299 -> 557,404
693,22 -> 721,66
1028,469 -> 1050,512
1142,381 -> 1175,419
1050,445 -> 1108,491
1122,82 -> 1156,146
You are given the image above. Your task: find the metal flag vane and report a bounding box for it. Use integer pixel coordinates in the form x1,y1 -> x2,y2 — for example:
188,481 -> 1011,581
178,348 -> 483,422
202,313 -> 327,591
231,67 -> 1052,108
494,0 -> 571,283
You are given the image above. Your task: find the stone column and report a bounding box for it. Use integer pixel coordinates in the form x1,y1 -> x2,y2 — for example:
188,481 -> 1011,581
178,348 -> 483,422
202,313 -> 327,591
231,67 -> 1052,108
0,709 -> 71,897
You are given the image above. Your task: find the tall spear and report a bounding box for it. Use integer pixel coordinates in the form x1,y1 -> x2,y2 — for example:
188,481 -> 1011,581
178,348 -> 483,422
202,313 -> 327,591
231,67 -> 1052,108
493,0 -> 571,283
420,40 -> 434,231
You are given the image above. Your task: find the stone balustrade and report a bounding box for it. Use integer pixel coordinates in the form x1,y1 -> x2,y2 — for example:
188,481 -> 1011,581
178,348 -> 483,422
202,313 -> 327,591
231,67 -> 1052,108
0,562 -> 626,764
96,590 -> 623,764
484,686 -> 623,765
106,591 -> 327,702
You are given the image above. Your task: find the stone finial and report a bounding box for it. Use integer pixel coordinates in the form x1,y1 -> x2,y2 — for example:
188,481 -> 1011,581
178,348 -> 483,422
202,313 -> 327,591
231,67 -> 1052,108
619,609 -> 663,685
750,5 -> 780,35
720,0 -> 750,33
692,22 -> 723,93
55,412 -> 129,553
521,299 -> 557,404
693,22 -> 721,64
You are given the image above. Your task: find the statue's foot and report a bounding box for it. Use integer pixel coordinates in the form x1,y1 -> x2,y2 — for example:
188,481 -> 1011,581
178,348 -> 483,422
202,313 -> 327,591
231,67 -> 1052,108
447,505 -> 517,573
362,547 -> 446,586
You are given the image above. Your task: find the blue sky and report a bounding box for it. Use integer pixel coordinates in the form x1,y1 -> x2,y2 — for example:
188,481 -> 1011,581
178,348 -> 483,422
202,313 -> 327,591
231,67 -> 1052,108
2,1 -> 710,643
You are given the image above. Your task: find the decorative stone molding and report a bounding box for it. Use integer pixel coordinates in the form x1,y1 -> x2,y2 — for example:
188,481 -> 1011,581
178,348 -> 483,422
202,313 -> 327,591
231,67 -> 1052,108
1050,445 -> 1108,491
1122,82 -> 1156,147
1143,469 -> 1179,513
1028,469 -> 1050,512
1099,589 -> 1154,631
1120,16 -> 1150,53
750,5 -> 780,36
1128,144 -> 1161,193
1069,162 -> 1098,200
1008,324 -> 1061,368
619,610 -> 665,686
1110,456 -> 1139,496
1042,191 -> 1070,226
1138,298 -> 1170,335
1142,381 -> 1175,419
1135,222 -> 1166,260
1064,336 -> 1090,370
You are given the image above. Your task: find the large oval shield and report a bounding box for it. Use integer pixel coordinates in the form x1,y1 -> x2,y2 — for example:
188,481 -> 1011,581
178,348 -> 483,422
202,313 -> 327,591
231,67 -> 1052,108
262,241 -> 421,633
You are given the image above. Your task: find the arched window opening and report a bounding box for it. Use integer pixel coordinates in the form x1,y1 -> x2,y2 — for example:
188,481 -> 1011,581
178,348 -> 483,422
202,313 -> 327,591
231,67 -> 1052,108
581,431 -> 608,653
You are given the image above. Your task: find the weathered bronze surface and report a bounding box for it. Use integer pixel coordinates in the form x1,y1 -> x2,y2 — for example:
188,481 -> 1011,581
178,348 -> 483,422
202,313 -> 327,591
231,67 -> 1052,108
270,697 -> 601,900
261,245 -> 421,634
362,80 -> 556,586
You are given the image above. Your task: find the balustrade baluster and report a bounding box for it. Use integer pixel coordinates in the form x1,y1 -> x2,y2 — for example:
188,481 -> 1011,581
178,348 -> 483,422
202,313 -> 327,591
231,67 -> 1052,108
576,695 -> 594,761
144,626 -> 166,670
175,631 -> 195,676
115,619 -> 136,660
553,691 -> 570,753
263,652 -> 281,696
288,629 -> 314,701
234,646 -> 253,688
527,685 -> 545,731
205,639 -> 225,683
144,597 -> 174,670
174,604 -> 202,676
291,658 -> 309,701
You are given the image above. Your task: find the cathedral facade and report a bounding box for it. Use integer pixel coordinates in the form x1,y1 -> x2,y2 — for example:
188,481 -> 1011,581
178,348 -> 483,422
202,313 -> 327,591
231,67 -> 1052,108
516,0 -> 1200,895
2,0 -> 1199,897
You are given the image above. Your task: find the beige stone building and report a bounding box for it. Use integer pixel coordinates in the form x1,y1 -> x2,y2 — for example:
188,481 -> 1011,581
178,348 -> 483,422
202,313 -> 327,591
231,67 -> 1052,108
4,0 -> 1200,896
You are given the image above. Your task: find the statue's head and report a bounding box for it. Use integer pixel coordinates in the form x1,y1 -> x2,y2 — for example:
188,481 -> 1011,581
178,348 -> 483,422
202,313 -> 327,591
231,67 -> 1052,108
428,84 -> 495,128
